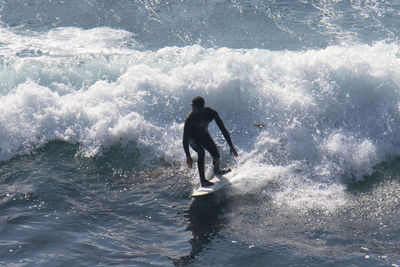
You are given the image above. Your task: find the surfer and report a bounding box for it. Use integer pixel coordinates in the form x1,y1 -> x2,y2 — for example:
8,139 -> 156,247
183,96 -> 238,187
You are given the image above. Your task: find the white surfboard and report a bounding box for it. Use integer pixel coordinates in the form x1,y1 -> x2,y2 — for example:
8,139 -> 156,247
191,169 -> 235,197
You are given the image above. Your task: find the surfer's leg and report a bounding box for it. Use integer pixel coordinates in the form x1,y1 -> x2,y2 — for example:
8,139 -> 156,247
196,148 -> 214,186
201,133 -> 228,174
189,139 -> 213,187
213,158 -> 231,174
213,158 -> 220,171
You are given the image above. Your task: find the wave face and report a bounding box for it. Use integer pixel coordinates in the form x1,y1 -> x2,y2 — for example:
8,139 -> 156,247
1,32 -> 400,209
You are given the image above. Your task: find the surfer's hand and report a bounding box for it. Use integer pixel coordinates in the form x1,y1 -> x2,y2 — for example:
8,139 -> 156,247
186,157 -> 193,168
230,146 -> 238,157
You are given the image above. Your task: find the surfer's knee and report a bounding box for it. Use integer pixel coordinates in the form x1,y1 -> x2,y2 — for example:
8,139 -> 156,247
197,148 -> 205,158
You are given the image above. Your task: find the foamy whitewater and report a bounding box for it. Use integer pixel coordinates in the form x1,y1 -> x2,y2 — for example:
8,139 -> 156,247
1,1 -> 400,266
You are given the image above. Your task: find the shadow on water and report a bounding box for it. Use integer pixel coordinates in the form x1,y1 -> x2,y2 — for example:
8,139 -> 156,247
174,192 -> 228,266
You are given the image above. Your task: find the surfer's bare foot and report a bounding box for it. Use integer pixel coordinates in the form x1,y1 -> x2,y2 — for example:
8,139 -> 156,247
201,180 -> 214,187
214,168 -> 231,175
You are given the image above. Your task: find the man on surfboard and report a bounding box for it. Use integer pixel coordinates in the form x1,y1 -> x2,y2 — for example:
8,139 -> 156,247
183,96 -> 238,187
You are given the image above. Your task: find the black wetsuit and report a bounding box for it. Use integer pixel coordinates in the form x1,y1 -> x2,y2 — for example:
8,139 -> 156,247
183,107 -> 233,181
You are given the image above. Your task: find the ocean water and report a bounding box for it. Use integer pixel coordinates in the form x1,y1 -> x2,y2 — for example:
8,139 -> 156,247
1,0 -> 400,266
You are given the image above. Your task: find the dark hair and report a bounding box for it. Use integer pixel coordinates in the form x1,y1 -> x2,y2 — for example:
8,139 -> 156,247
191,96 -> 205,108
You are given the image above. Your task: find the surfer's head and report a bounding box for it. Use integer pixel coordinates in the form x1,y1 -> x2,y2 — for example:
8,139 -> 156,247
191,96 -> 205,110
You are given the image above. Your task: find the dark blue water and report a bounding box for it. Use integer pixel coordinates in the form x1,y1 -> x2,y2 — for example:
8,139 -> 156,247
1,0 -> 400,266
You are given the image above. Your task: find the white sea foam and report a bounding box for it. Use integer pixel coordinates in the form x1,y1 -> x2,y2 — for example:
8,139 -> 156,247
1,26 -> 400,211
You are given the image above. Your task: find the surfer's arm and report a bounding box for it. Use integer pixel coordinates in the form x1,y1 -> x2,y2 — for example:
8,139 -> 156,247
214,114 -> 233,148
214,113 -> 238,157
183,123 -> 194,168
182,121 -> 191,158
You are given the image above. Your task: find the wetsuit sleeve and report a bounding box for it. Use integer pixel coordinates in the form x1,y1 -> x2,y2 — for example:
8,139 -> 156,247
183,119 -> 191,158
214,113 -> 234,148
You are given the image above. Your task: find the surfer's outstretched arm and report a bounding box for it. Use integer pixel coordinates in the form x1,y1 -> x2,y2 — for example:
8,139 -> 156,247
183,120 -> 193,168
214,114 -> 238,157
